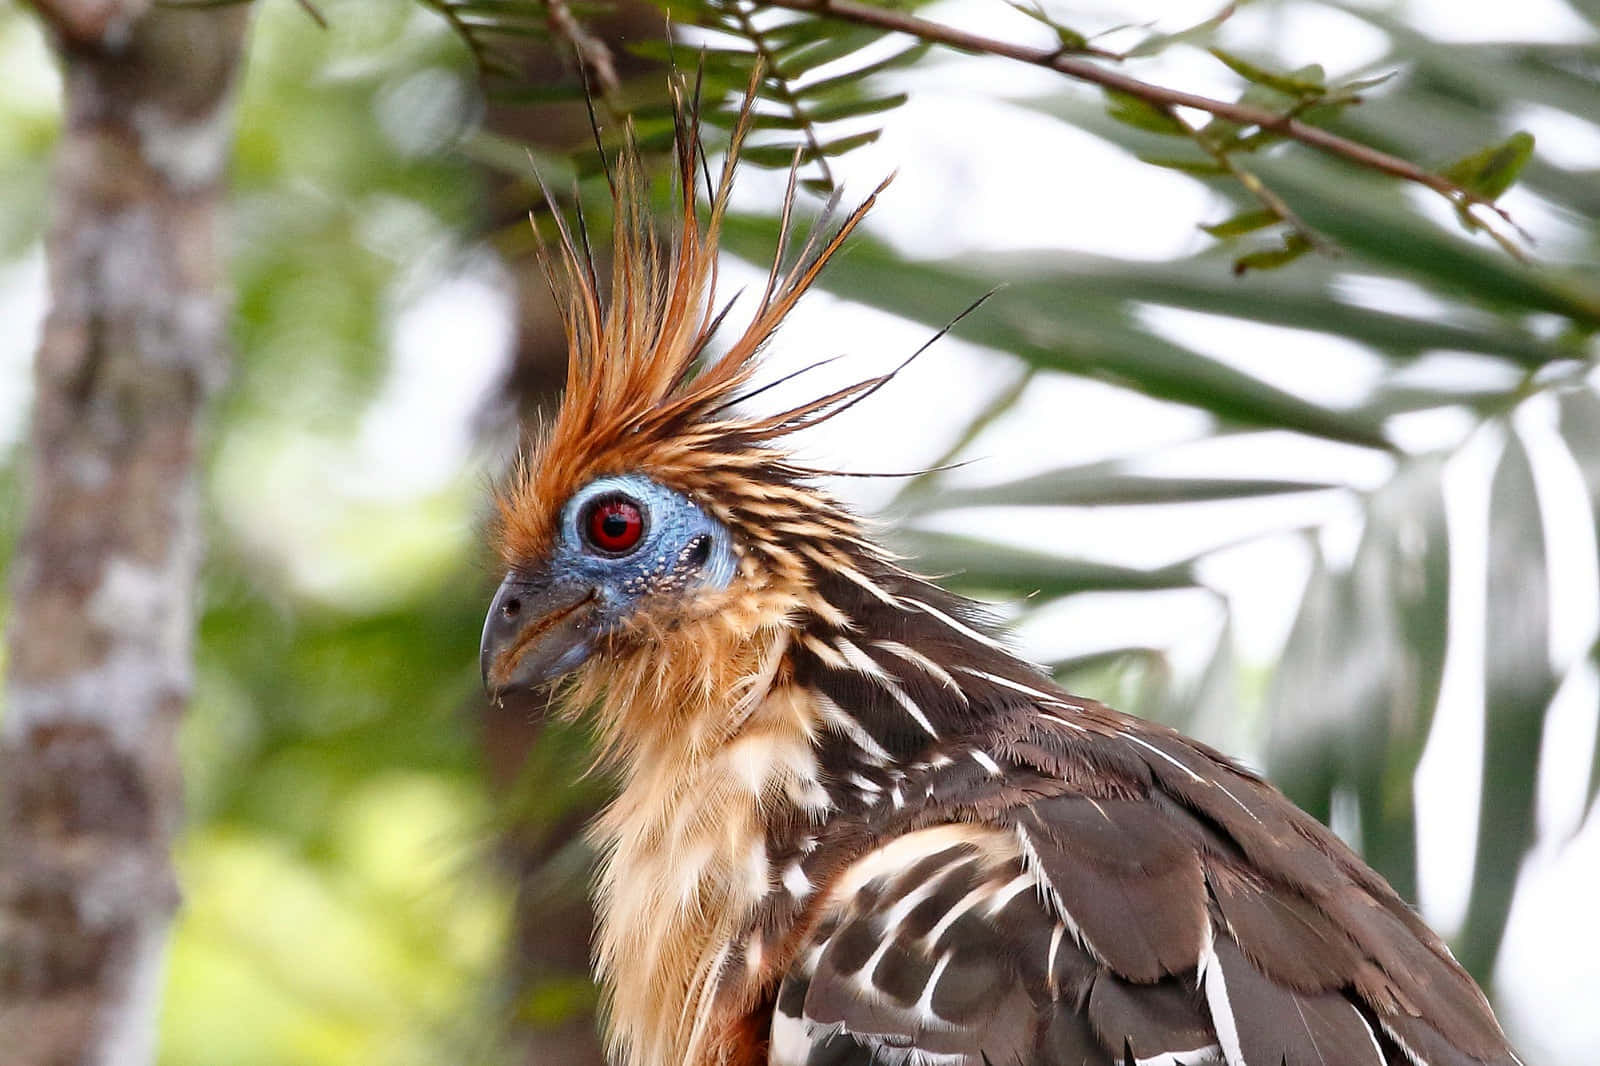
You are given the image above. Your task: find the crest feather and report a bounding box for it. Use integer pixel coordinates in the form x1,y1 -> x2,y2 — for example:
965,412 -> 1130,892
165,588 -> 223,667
494,71 -> 891,568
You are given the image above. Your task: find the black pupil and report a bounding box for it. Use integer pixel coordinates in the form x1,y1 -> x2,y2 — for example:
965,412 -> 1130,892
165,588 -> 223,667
600,509 -> 630,539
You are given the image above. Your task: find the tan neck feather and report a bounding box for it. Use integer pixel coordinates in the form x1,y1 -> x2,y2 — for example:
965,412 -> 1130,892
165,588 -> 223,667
579,593 -> 822,1066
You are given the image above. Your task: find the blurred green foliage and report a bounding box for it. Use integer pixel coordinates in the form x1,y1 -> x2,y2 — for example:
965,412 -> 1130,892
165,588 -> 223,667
1,1 -> 521,1062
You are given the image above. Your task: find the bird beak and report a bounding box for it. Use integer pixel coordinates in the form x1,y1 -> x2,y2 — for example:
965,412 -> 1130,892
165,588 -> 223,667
480,571 -> 598,698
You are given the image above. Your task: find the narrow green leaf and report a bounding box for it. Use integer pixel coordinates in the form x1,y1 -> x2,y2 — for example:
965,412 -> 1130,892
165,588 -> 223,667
1458,433 -> 1558,982
1354,458 -> 1451,902
1264,543 -> 1342,824
1209,48 -> 1327,97
1440,131 -> 1537,202
1049,646 -> 1163,677
1137,153 -> 1230,176
1201,208 -> 1281,239
721,93 -> 907,133
794,43 -> 932,102
740,130 -> 883,169
1557,389 -> 1600,820
1125,2 -> 1235,58
1005,1 -> 1089,50
1104,90 -> 1188,135
813,128 -> 882,157
1333,71 -> 1399,95
892,530 -> 1196,596
750,17 -> 828,52
738,141 -> 814,168
1248,156 -> 1600,326
803,92 -> 909,124
1156,619 -> 1239,741
1232,231 -> 1314,275
773,24 -> 884,76
719,213 -> 1395,449
916,469 -> 1338,511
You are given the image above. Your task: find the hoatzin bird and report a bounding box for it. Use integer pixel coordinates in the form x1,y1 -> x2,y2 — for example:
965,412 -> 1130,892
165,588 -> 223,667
480,92 -> 1520,1066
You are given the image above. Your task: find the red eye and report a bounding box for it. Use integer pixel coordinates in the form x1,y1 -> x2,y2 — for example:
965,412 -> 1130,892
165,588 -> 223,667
584,496 -> 645,554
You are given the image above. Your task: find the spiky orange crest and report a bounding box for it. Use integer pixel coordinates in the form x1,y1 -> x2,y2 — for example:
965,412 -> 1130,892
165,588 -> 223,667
492,82 -> 890,573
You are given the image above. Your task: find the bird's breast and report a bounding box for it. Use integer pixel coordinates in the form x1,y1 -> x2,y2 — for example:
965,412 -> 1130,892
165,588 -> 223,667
592,679 -> 827,1066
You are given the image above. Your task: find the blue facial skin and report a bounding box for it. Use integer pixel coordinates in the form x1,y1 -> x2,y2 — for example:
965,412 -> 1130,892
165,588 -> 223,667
522,474 -> 740,679
558,473 -> 739,607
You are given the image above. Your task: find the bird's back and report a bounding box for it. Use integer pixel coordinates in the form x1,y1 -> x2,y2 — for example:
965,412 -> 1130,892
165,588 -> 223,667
730,569 -> 1516,1066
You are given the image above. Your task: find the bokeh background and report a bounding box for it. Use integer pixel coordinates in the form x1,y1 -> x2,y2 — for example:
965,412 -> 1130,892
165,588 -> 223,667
2,0 -> 1599,1062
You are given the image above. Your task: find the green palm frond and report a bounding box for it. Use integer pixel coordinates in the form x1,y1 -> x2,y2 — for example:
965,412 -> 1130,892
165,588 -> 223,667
653,1 -> 927,193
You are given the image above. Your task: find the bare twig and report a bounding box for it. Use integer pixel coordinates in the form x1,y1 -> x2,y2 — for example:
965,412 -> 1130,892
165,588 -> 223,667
421,0 -> 517,81
754,0 -> 1528,251
293,0 -> 328,29
725,0 -> 838,191
548,0 -> 624,109
25,0 -> 151,43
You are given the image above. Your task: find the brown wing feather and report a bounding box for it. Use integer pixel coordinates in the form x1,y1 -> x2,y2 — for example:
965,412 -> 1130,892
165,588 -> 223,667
765,691 -> 1517,1066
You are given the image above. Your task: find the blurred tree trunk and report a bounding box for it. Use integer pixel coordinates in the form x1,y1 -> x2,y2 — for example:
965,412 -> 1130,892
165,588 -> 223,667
0,4 -> 247,1063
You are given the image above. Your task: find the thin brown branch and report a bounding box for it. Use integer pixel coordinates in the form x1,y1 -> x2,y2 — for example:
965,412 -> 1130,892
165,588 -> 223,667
726,0 -> 837,191
25,0 -> 151,45
755,0 -> 1527,250
293,0 -> 328,29
422,0 -> 516,82
547,0 -> 624,109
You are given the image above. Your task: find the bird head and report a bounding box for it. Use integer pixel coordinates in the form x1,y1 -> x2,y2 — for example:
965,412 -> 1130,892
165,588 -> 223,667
481,95 -> 891,718
480,471 -> 740,693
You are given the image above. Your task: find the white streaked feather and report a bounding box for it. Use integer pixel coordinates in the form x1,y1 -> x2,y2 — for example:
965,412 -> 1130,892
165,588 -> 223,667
1198,931 -> 1248,1066
1036,709 -> 1088,732
767,1008 -> 815,1066
1137,1045 -> 1225,1066
983,871 -> 1036,916
825,825 -> 999,908
1014,824 -> 1095,960
923,883 -> 992,946
801,632 -> 849,670
834,559 -> 905,607
872,639 -> 969,703
901,595 -> 1012,655
1046,923 -> 1065,1000
1122,732 -> 1207,784
912,950 -> 956,1024
1349,1000 -> 1387,1066
955,664 -> 1069,708
1375,1017 -> 1432,1066
783,861 -> 813,900
1122,732 -> 1265,828
970,750 -> 1001,775
815,691 -> 893,764
834,636 -> 941,738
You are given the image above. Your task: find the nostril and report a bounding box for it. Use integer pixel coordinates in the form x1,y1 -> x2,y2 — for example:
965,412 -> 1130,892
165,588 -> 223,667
502,596 -> 522,620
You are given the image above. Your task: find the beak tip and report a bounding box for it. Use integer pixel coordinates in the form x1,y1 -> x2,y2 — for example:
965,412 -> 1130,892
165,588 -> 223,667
480,574 -> 598,698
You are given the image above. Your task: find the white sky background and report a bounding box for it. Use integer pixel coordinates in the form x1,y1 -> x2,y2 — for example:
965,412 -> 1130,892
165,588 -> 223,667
2,0 -> 1599,1060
